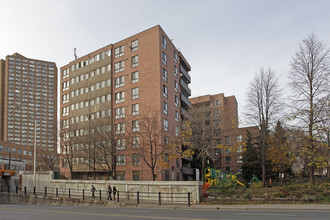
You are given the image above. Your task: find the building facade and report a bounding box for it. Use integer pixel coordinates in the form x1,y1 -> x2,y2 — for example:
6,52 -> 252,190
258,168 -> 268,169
0,53 -> 58,171
190,93 -> 259,173
60,25 -> 191,181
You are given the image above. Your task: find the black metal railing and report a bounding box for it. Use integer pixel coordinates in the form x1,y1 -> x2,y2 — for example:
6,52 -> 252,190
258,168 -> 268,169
0,185 -> 191,206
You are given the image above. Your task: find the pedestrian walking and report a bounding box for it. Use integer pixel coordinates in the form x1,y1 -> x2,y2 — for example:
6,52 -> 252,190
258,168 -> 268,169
91,185 -> 96,199
113,186 -> 117,200
107,185 -> 112,200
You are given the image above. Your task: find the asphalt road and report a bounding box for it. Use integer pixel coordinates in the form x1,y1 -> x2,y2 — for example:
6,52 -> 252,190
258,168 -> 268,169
0,204 -> 329,220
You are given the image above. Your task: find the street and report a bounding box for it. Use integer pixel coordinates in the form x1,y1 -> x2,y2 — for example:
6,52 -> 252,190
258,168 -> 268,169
0,204 -> 329,220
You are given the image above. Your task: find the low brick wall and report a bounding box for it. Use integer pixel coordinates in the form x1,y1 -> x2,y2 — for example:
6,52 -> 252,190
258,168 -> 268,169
20,171 -> 203,204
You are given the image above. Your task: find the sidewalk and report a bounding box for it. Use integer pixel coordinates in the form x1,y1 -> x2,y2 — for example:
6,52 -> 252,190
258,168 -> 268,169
188,204 -> 330,211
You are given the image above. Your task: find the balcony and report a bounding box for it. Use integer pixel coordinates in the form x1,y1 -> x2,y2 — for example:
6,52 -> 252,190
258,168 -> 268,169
180,65 -> 191,83
181,107 -> 189,119
180,78 -> 191,96
180,93 -> 191,108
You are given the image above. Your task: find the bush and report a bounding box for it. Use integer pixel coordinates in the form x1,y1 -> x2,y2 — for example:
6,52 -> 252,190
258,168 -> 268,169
301,194 -> 318,202
243,191 -> 252,200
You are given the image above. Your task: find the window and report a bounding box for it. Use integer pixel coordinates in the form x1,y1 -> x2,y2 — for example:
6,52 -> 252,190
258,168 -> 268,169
163,68 -> 167,81
115,76 -> 125,88
174,51 -> 178,63
62,69 -> 69,78
132,154 -> 140,165
175,126 -> 180,136
226,156 -> 231,164
62,94 -> 69,104
236,135 -> 243,142
163,85 -> 168,97
131,39 -> 138,52
213,100 -> 220,106
116,155 -> 126,166
115,91 -> 125,103
213,120 -> 220,127
116,139 -> 126,150
0,145 -> 3,151
132,104 -> 139,116
133,171 -> 140,181
175,96 -> 179,107
175,111 -> 179,122
62,81 -> 69,91
115,107 -> 125,119
164,136 -> 169,145
115,61 -> 124,73
131,71 -> 139,83
132,137 -> 140,148
163,102 -> 168,115
115,45 -> 124,58
162,35 -> 167,49
237,145 -> 243,153
132,88 -> 139,99
131,55 -> 138,67
5,147 -> 10,152
62,106 -> 69,116
213,110 -> 220,117
164,119 -> 169,131
174,81 -> 178,92
225,136 -> 231,144
162,52 -> 167,65
132,120 -> 139,132
115,123 -> 125,134
164,153 -> 169,163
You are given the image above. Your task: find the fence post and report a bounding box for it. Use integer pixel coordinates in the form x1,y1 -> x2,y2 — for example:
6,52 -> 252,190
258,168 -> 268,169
24,186 -> 26,195
137,191 -> 139,204
158,192 -> 161,206
8,185 -> 10,193
99,190 -> 102,201
69,188 -> 71,198
56,188 -> 58,197
188,192 -> 191,207
45,187 -> 47,196
16,186 -> 18,194
33,187 -> 36,196
117,191 -> 119,202
82,189 -> 84,200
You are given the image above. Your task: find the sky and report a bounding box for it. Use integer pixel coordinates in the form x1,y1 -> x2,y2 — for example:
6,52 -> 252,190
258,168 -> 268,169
1,0 -> 330,125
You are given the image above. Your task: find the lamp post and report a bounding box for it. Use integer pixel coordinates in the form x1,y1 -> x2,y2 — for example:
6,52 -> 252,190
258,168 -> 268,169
34,119 -> 36,187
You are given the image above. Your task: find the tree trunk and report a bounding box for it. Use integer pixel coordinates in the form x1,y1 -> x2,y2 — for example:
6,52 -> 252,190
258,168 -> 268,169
262,144 -> 266,187
309,166 -> 315,185
151,167 -> 155,181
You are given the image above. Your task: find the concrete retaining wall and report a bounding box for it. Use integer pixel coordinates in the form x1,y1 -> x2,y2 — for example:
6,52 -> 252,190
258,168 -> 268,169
21,171 -> 203,204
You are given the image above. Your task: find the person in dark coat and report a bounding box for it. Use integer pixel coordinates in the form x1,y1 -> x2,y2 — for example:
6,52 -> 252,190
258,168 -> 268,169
107,185 -> 112,200
91,185 -> 96,199
113,186 -> 117,200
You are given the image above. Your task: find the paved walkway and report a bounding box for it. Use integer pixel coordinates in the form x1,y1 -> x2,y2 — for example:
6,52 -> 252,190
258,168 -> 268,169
189,204 -> 330,210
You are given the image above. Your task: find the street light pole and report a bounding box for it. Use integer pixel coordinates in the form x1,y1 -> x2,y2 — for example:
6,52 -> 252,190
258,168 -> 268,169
34,119 -> 36,187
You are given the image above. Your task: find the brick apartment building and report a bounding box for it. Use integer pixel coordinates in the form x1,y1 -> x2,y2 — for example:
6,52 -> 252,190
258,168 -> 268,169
190,93 -> 259,174
60,25 -> 191,181
0,53 -> 58,171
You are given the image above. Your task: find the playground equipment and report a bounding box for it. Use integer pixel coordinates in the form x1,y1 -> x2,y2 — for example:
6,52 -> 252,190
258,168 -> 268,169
204,167 -> 245,187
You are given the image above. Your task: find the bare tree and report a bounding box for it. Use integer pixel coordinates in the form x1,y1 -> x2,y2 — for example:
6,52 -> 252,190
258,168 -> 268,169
134,107 -> 165,181
57,121 -> 75,179
288,33 -> 330,184
182,102 -> 221,182
245,68 -> 282,187
80,115 -> 121,180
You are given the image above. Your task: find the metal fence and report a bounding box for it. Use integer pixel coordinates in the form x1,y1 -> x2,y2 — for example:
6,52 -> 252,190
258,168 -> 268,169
0,185 -> 191,206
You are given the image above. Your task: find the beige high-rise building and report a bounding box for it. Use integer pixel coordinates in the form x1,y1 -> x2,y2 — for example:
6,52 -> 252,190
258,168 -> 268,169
60,25 -> 191,181
0,53 -> 58,169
